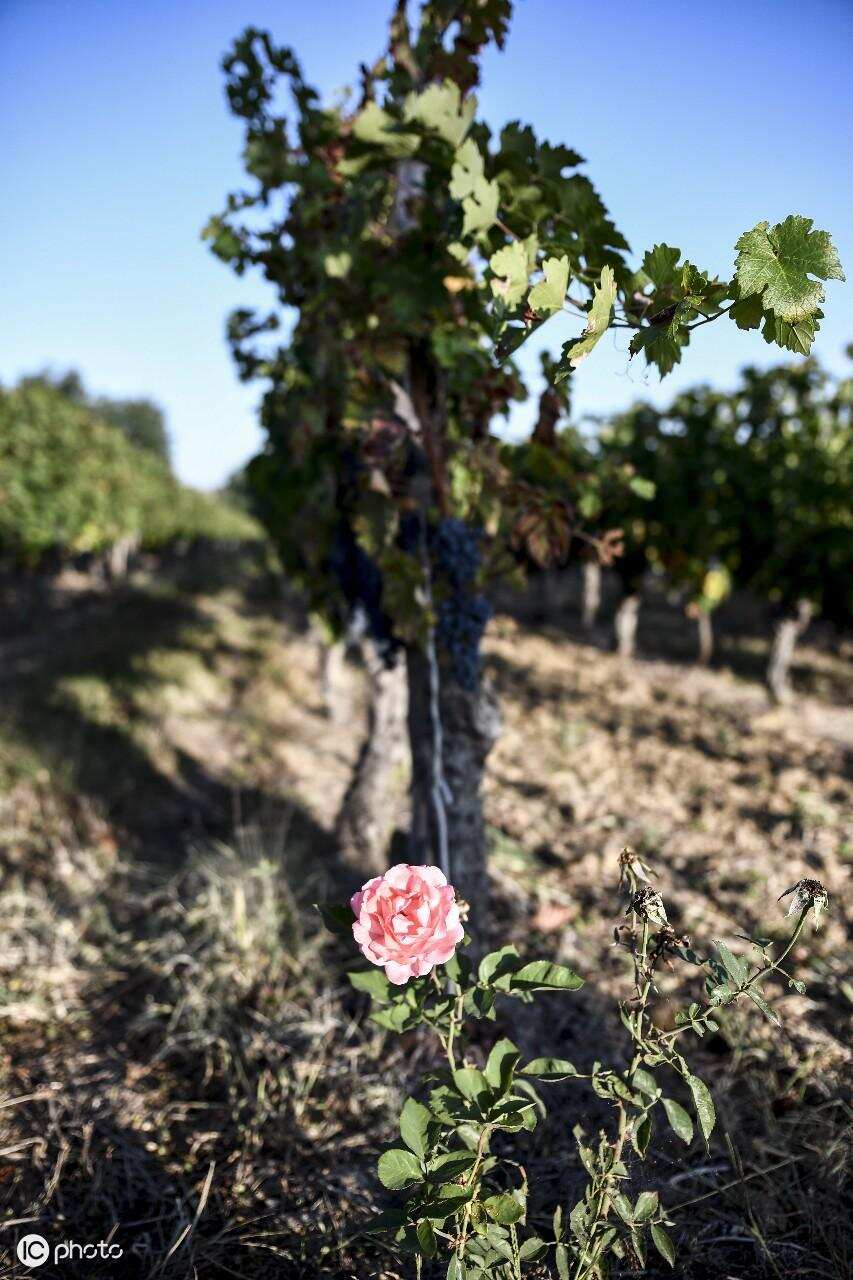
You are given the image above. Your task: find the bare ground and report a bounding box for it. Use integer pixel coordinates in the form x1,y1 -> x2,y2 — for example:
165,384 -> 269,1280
0,547 -> 850,1278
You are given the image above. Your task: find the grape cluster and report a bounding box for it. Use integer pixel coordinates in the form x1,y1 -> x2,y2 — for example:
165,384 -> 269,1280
437,592 -> 493,690
430,518 -> 491,689
430,517 -> 481,589
329,524 -> 397,658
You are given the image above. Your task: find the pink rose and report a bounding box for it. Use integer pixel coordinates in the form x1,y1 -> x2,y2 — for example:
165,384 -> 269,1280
351,863 -> 464,985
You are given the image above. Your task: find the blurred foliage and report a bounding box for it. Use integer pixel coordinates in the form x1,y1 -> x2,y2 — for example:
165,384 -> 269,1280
0,379 -> 260,567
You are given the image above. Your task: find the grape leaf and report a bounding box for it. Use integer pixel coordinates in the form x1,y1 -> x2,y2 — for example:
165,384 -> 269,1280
404,80 -> 476,147
489,240 -> 529,308
558,265 -> 616,374
352,102 -> 419,157
449,138 -> 483,200
528,255 -> 569,316
734,215 -> 844,323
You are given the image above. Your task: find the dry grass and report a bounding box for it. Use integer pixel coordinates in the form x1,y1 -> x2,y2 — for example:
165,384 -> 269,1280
0,549 -> 849,1277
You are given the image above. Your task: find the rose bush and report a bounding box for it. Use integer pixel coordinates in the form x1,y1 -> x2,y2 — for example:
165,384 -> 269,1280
320,861 -> 827,1279
351,863 -> 464,985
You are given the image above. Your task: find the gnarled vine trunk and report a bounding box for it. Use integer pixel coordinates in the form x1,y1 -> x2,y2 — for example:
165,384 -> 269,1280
615,593 -> 640,659
406,646 -> 500,945
335,649 -> 408,876
767,599 -> 813,703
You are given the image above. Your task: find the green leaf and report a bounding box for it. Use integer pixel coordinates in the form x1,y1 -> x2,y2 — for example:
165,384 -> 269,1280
632,1067 -> 659,1097
509,961 -> 583,993
555,1242 -> 570,1280
452,1067 -> 490,1105
323,252 -> 352,279
641,243 -> 682,290
484,1038 -> 520,1095
352,101 -> 419,157
377,1147 -> 423,1190
715,941 -> 749,987
734,215 -> 844,322
316,902 -> 354,937
449,137 -> 484,200
558,265 -> 616,372
489,241 -> 529,309
404,80 -> 475,148
400,1097 -> 433,1160
416,1217 -> 438,1258
349,968 -> 392,1002
420,1184 -> 475,1221
428,1150 -> 477,1179
629,321 -> 690,377
483,1190 -> 525,1225
687,1074 -> 716,1146
651,1223 -> 676,1267
662,1097 -> 694,1145
629,476 -> 656,501
746,986 -> 781,1026
478,945 -> 519,986
462,177 -> 500,239
633,1190 -> 659,1223
521,1057 -> 578,1082
528,255 -> 570,316
518,1237 -> 547,1261
370,1003 -> 412,1032
632,1111 -> 652,1157
762,309 -> 821,355
446,1257 -> 463,1280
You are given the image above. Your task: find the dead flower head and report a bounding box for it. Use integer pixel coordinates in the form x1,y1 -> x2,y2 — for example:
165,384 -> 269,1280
628,886 -> 669,928
778,879 -> 829,929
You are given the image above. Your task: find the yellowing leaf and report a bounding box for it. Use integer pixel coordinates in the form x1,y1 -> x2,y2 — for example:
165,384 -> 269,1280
565,265 -> 616,369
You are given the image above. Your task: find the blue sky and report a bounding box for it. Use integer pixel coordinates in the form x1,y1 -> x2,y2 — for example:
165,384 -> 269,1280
2,0 -> 851,489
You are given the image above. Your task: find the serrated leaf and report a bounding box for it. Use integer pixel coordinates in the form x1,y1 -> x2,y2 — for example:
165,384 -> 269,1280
452,1067 -> 490,1104
651,1223 -> 676,1266
416,1217 -> 437,1257
421,1183 -> 475,1220
349,968 -> 392,1002
449,137 -> 484,200
715,941 -> 749,987
641,243 -> 682,290
559,265 -> 616,372
478,945 -> 519,985
528,255 -> 570,316
404,80 -> 475,147
632,1067 -> 659,1097
662,1097 -> 694,1145
509,960 -> 583,992
352,101 -> 419,157
687,1074 -> 716,1146
762,309 -> 821,355
483,1190 -> 525,1225
521,1057 -> 578,1082
377,1147 -> 423,1189
746,986 -> 782,1026
462,177 -> 500,239
518,1236 -> 547,1261
629,321 -> 689,377
489,240 -> 529,308
484,1038 -> 520,1094
734,215 -> 844,323
400,1097 -> 432,1159
428,1150 -> 477,1179
634,1190 -> 659,1223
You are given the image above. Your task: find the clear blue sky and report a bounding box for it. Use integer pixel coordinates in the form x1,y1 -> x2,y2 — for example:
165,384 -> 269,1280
2,0 -> 851,489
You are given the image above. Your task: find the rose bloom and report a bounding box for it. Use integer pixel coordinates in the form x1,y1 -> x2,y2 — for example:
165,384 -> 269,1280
351,863 -> 464,985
